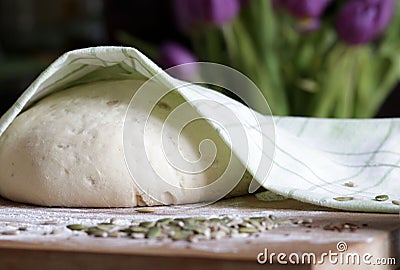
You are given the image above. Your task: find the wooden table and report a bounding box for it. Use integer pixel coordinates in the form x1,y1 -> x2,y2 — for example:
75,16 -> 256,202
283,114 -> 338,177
0,195 -> 398,270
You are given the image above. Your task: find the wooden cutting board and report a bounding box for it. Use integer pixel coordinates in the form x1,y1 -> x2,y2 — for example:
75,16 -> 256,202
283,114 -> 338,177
0,195 -> 398,270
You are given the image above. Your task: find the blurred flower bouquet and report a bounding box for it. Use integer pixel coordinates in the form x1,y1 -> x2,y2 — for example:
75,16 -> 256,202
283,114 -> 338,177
122,0 -> 400,117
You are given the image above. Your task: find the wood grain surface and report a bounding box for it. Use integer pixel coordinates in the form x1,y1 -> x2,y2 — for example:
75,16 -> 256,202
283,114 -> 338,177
0,195 -> 398,270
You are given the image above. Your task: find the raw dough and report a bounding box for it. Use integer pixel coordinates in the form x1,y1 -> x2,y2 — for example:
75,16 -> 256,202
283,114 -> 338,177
0,80 -> 251,207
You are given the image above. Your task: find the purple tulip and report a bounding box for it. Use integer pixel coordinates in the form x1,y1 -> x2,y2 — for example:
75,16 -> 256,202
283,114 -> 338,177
336,0 -> 394,45
281,0 -> 332,18
173,0 -> 240,31
158,42 -> 198,80
199,0 -> 240,25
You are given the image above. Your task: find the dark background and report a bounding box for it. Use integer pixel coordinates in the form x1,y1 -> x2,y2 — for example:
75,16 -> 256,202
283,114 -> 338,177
0,0 -> 398,117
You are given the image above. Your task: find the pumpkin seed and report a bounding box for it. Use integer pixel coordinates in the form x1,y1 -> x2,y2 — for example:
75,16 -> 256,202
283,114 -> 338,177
249,217 -> 263,222
375,195 -> 389,201
42,220 -> 58,225
108,231 -> 126,238
169,220 -> 185,227
129,226 -> 148,233
139,221 -> 155,228
86,227 -> 103,235
156,218 -> 173,225
63,213 -> 292,242
333,196 -> 354,201
67,224 -> 87,231
146,227 -> 162,239
136,208 -> 155,213
239,227 -> 259,233
182,217 -> 196,224
184,225 -> 207,235
107,100 -> 119,106
171,230 -> 192,241
2,230 -> 19,235
275,218 -> 291,225
209,218 -> 222,223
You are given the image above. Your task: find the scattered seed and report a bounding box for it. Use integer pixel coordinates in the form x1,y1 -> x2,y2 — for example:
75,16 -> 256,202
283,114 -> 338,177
156,218 -> 173,225
42,220 -> 58,225
96,224 -> 116,231
169,220 -> 185,227
157,102 -> 171,110
67,224 -> 88,231
239,227 -> 259,234
323,222 -> 360,232
129,226 -> 148,233
344,181 -> 356,187
375,195 -> 389,201
135,208 -> 155,213
146,227 -> 162,239
108,231 -> 126,238
1,230 -> 19,235
106,100 -> 119,106
18,227 -> 28,231
209,218 -> 222,223
139,221 -> 155,228
333,196 -> 354,201
86,227 -> 103,235
171,230 -> 193,241
63,214 -> 296,242
392,200 -> 400,205
86,227 -> 108,237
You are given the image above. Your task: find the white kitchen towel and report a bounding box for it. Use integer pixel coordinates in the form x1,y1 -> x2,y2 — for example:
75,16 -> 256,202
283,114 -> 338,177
0,47 -> 399,213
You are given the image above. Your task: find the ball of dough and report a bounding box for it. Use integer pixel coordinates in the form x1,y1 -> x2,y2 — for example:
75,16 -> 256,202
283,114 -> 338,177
0,80 -> 251,207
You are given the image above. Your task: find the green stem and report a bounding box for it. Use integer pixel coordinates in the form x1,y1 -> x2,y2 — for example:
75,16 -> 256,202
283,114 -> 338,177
334,48 -> 356,118
311,45 -> 347,117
